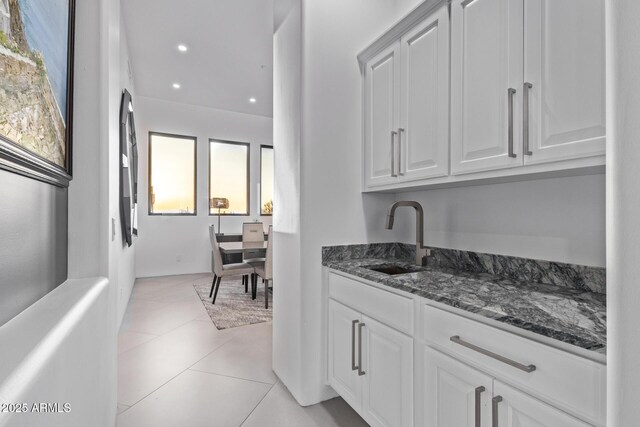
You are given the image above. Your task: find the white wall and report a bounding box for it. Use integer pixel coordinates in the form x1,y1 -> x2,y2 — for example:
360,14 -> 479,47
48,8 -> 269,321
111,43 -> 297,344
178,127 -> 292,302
607,0 -> 640,424
393,174 -> 605,267
272,0 -> 303,401
135,97 -> 273,278
394,0 -> 423,18
67,0 -> 118,424
0,279 -> 109,427
116,16 -> 137,324
66,0 -> 137,423
273,0 -> 403,406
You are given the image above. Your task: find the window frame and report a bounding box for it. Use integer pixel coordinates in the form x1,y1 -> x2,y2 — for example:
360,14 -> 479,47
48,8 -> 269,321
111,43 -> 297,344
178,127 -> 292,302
208,139 -> 251,216
148,131 -> 198,216
260,144 -> 274,216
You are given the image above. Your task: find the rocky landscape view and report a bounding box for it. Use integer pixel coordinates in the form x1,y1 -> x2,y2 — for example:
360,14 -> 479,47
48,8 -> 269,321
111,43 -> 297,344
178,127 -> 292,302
0,0 -> 66,168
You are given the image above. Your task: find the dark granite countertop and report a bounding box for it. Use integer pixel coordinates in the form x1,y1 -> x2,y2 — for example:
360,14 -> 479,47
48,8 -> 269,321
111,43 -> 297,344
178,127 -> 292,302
323,256 -> 607,355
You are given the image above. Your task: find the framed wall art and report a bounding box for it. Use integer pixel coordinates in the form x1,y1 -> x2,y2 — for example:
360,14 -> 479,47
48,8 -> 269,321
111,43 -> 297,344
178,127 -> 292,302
120,89 -> 138,247
0,0 -> 76,187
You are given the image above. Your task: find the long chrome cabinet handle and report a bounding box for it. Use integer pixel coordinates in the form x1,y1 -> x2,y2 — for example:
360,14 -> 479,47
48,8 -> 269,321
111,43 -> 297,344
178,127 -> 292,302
390,131 -> 398,177
450,335 -> 536,373
397,128 -> 405,176
492,396 -> 503,427
523,82 -> 533,156
357,323 -> 366,376
351,320 -> 359,371
507,88 -> 517,158
475,386 -> 485,427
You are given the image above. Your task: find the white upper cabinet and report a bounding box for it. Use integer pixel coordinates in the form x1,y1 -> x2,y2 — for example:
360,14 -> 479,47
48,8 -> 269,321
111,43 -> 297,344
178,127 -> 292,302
399,6 -> 450,181
362,4 -> 450,189
522,0 -> 606,164
360,0 -> 604,191
364,43 -> 401,188
451,0 -> 605,175
451,0 -> 524,175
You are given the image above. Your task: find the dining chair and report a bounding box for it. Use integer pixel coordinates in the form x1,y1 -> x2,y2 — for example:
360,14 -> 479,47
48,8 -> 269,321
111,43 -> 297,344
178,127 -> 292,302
209,225 -> 255,304
242,222 -> 266,268
252,225 -> 273,309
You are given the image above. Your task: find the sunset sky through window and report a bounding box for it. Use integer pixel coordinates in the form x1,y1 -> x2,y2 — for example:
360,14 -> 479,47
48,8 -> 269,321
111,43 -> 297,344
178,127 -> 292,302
150,134 -> 195,214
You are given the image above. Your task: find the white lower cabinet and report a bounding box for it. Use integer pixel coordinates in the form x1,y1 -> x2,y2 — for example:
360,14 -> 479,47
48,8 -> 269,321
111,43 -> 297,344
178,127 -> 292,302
328,297 -> 413,427
421,347 -> 593,427
325,271 -> 605,427
493,381 -> 592,427
328,299 -> 362,411
362,316 -> 414,427
422,346 -> 492,427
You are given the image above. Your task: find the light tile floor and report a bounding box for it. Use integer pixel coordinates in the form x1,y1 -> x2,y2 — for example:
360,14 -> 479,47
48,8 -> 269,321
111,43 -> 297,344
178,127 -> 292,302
117,274 -> 368,427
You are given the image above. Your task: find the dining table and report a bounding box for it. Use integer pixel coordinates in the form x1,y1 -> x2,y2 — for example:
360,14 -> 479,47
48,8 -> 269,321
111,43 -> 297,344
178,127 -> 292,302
218,241 -> 268,255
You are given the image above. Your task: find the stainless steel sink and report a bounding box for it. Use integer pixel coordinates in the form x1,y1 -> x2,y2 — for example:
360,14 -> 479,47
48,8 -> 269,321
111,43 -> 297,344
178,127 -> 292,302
365,264 -> 417,276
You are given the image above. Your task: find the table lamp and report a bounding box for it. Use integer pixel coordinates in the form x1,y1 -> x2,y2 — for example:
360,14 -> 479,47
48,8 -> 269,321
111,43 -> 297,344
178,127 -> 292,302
210,197 -> 229,235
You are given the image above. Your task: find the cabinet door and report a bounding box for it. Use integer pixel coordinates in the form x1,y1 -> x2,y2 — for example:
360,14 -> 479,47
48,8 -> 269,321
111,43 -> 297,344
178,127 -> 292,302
328,299 -> 362,411
493,381 -> 592,427
361,316 -> 413,427
399,6 -> 449,181
422,347 -> 493,427
364,42 -> 401,188
523,0 -> 605,164
451,0 -> 524,175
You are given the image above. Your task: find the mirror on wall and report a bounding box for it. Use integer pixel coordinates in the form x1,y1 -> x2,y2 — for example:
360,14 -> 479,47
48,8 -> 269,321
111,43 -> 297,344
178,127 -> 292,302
120,89 -> 138,246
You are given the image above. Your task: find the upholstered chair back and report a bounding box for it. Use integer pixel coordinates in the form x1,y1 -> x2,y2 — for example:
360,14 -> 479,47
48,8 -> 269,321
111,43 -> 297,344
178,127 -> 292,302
242,222 -> 264,242
209,225 -> 224,276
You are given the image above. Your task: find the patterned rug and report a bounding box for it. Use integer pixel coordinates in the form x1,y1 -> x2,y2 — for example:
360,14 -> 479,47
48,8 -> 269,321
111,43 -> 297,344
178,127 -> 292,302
193,275 -> 272,330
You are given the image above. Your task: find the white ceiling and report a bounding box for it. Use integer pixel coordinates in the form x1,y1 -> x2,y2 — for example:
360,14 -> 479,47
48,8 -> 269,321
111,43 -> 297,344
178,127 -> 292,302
122,0 -> 274,118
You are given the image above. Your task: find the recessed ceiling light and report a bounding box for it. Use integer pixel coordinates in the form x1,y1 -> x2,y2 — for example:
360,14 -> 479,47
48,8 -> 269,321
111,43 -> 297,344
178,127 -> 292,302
177,44 -> 188,52
249,98 -> 257,103
172,83 -> 181,89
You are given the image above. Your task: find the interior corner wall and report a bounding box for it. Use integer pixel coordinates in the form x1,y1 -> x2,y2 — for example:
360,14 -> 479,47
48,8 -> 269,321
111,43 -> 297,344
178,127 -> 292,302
134,97 -> 273,278
271,0 -> 405,406
66,0 -> 123,425
66,0 -> 138,423
114,13 -> 137,326
272,0 -> 303,401
392,174 -> 606,267
607,0 -> 640,424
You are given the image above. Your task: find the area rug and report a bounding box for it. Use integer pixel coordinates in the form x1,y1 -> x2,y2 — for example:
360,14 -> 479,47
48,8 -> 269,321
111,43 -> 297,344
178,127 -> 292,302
193,276 -> 272,330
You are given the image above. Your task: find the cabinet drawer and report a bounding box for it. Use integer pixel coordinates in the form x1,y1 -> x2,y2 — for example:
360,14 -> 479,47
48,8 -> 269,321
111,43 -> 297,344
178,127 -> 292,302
329,272 -> 414,335
422,304 -> 606,426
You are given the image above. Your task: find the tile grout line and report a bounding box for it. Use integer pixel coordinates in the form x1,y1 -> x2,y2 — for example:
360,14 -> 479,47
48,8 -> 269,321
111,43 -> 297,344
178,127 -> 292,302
118,278 -> 230,410
117,403 -> 131,416
118,274 -> 270,418
119,336 -> 237,410
118,308 -> 211,349
238,381 -> 278,427
117,329 -> 160,338
187,368 -> 277,386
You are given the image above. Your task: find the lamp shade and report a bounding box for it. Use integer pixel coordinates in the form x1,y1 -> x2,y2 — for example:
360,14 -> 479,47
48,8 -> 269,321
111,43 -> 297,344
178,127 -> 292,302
210,197 -> 229,210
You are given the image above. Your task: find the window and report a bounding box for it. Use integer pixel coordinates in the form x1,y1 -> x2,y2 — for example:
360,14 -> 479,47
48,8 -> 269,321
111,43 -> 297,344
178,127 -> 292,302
209,140 -> 249,215
260,145 -> 273,215
148,132 -> 196,215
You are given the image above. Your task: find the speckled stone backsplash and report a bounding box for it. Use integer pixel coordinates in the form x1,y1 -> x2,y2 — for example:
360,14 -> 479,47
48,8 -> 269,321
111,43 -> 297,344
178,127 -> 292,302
322,243 -> 606,294
322,243 -> 415,264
